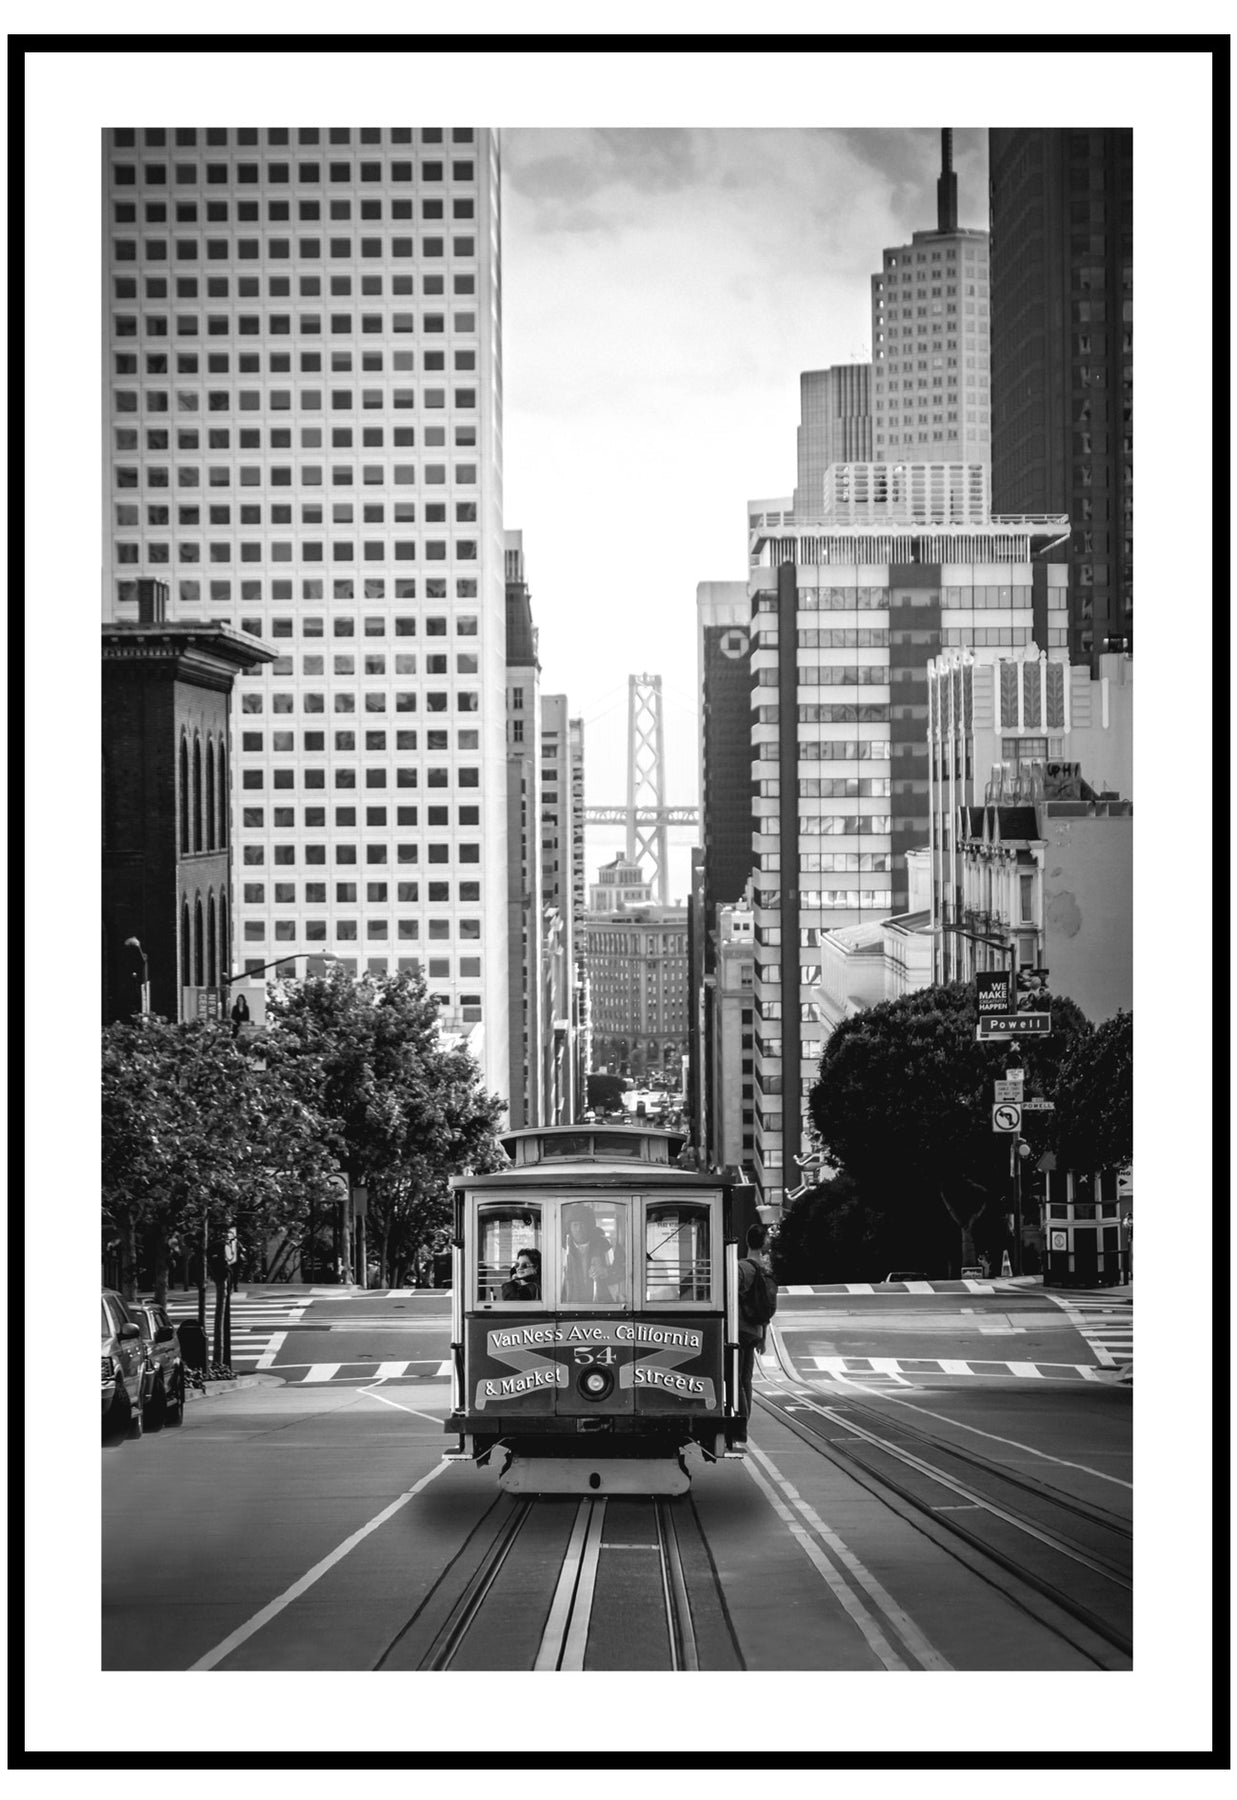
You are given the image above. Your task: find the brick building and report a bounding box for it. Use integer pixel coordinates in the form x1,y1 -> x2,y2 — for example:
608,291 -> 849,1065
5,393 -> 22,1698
102,579 -> 275,1023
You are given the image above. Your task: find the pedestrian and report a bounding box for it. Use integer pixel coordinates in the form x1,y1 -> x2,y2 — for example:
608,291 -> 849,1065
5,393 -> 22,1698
736,1222 -> 778,1436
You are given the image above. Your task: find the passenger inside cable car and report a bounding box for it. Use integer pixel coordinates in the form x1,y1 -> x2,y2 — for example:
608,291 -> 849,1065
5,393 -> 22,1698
501,1249 -> 541,1302
477,1204 -> 542,1302
562,1203 -> 624,1303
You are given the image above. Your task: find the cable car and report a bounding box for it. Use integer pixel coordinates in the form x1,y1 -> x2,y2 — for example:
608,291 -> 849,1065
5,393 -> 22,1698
443,1124 -> 756,1495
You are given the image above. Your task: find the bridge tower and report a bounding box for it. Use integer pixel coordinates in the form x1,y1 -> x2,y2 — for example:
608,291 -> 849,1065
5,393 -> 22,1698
583,675 -> 699,903
626,674 -> 670,903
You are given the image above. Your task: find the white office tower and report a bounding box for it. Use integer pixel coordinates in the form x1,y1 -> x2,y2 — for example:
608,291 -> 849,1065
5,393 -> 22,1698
871,130 -> 990,468
102,126 -> 509,1099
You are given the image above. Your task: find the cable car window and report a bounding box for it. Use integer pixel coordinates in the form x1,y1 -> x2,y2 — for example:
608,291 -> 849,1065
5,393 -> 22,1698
561,1199 -> 628,1305
645,1203 -> 711,1302
477,1204 -> 541,1303
540,1132 -> 593,1161
588,1132 -> 646,1159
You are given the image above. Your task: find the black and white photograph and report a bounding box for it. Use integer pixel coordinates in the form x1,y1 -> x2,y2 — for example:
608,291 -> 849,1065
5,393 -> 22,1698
13,27 -> 1224,1773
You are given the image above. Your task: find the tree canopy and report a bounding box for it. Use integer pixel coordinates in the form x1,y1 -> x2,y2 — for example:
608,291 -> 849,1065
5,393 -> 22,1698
267,967 -> 506,1285
1055,1009 -> 1132,1177
102,1017 -> 335,1301
103,967 -> 507,1299
807,981 -> 1092,1270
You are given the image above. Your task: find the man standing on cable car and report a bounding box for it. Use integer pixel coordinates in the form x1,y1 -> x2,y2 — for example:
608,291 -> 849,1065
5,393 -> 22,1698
562,1208 -> 608,1302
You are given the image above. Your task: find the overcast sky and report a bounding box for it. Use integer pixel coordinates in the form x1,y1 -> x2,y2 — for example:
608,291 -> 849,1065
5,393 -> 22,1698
499,127 -> 988,899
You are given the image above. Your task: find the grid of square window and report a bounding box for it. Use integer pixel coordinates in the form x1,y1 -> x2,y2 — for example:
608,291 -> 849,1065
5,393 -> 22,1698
869,235 -> 991,462
105,128 -> 499,1021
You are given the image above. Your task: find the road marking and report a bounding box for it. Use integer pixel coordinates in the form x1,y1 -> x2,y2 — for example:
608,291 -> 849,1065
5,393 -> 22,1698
299,1364 -> 341,1383
1008,1362 -> 1044,1378
189,1458 -> 451,1671
796,1376 -> 1133,1490
744,1443 -> 950,1670
356,1387 -> 446,1425
255,1331 -> 286,1372
374,1361 -> 411,1379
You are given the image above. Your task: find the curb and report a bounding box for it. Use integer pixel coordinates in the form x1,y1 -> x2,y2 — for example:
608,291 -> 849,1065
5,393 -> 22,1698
185,1373 -> 266,1400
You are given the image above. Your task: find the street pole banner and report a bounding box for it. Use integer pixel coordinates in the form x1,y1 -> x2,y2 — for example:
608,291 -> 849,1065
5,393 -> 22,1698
976,972 -> 1013,1017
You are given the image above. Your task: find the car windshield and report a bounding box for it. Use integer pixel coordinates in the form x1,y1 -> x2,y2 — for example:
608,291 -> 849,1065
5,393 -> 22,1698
101,1300 -> 111,1334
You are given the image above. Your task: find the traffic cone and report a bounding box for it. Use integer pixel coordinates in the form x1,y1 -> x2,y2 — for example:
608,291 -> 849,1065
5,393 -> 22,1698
1000,1251 -> 1013,1277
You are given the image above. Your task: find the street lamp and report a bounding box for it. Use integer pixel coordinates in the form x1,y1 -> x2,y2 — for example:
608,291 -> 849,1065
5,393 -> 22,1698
221,952 -> 342,985
123,937 -> 150,1017
939,922 -> 1017,994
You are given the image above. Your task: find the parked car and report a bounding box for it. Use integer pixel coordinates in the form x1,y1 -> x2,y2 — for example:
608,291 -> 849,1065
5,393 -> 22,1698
102,1290 -> 146,1438
883,1270 -> 929,1284
131,1300 -> 186,1427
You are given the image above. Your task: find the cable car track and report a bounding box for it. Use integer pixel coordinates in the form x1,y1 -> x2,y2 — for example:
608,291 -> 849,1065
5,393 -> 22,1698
385,1491 -> 734,1671
757,1385 -> 1132,1666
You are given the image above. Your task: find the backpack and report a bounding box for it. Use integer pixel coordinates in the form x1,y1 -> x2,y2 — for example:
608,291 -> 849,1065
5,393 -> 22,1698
738,1257 -> 778,1331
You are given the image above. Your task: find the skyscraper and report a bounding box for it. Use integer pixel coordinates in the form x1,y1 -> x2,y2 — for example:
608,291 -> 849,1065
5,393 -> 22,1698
695,579 -> 754,1162
102,125 -> 510,1097
988,128 -> 1133,667
747,486 -> 1070,1210
871,130 -> 991,467
541,693 -> 587,1122
504,530 -> 542,1124
793,364 -> 872,520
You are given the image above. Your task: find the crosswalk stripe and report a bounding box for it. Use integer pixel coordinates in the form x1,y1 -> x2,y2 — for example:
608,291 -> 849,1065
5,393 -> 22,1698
300,1364 -> 341,1383
373,1362 -> 411,1379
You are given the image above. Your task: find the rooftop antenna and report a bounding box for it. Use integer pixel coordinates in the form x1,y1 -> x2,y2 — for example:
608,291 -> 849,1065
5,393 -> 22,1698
937,127 -> 958,234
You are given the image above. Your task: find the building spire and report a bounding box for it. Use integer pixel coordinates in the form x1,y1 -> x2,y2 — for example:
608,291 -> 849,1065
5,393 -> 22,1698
937,127 -> 958,233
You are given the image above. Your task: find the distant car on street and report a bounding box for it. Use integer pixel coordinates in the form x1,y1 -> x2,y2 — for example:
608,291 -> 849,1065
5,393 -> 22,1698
102,1290 -> 146,1439
131,1300 -> 187,1427
884,1270 -> 929,1284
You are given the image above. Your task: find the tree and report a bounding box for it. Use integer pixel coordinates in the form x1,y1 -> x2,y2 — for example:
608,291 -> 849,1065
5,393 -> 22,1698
102,1018 -> 336,1330
586,1072 -> 626,1114
1055,1009 -> 1132,1178
268,968 -> 506,1285
772,1171 -> 892,1283
808,982 -> 1092,1272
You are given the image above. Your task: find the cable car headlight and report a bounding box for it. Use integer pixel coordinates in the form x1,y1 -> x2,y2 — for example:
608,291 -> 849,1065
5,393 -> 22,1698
579,1367 -> 615,1402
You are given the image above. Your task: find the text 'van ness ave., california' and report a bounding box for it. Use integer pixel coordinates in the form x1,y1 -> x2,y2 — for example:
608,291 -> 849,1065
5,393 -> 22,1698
488,1322 -> 704,1354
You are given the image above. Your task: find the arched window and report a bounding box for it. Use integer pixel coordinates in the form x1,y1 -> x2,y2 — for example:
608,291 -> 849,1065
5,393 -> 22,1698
194,895 -> 205,987
206,891 -> 218,988
216,742 -> 228,848
179,735 -> 190,854
205,738 -> 216,851
192,737 -> 203,853
181,900 -> 192,987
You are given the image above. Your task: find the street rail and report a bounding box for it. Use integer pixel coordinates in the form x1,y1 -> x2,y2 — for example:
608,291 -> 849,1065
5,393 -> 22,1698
383,1492 -> 727,1672
756,1384 -> 1132,1668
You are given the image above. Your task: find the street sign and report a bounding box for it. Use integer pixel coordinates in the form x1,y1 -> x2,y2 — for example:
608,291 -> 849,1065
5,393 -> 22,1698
1050,1230 -> 1068,1252
994,1079 -> 1023,1103
992,1102 -> 1022,1133
976,1012 -> 1052,1039
976,972 -> 1014,1017
1021,1097 -> 1056,1111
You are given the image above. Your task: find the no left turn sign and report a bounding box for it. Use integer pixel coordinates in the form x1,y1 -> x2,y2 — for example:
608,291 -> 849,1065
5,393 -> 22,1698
992,1102 -> 1022,1133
